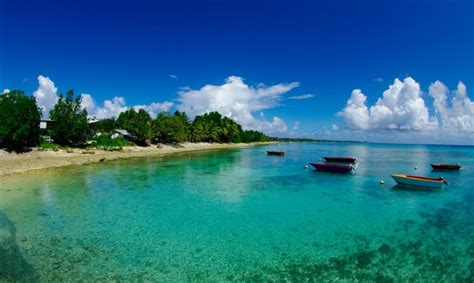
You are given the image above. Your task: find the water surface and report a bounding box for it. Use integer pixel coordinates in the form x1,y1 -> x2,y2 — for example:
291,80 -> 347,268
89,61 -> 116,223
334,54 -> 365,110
1,143 -> 473,281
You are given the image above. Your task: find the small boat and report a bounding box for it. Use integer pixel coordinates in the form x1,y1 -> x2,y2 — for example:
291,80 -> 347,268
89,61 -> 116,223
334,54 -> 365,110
310,162 -> 353,173
431,163 -> 461,170
391,174 -> 448,189
323,157 -> 357,163
267,151 -> 284,156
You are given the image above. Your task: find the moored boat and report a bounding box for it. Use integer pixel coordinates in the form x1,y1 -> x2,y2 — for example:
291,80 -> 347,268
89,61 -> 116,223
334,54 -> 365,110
323,156 -> 357,163
310,162 -> 353,173
267,151 -> 284,156
431,163 -> 461,170
391,174 -> 448,189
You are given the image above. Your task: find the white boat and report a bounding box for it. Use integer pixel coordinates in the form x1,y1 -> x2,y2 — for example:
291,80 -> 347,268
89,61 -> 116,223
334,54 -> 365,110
391,174 -> 448,189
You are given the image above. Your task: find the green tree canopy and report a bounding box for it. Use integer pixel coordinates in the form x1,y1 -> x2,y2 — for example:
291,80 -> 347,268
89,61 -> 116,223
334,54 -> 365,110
49,90 -> 88,146
240,129 -> 271,143
117,109 -> 152,143
94,110 -> 271,145
188,117 -> 208,142
188,112 -> 244,143
0,90 -> 41,151
152,111 -> 190,143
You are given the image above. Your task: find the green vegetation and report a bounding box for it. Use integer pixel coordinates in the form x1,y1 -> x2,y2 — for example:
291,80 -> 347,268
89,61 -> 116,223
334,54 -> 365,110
148,111 -> 270,144
111,110 -> 271,145
90,135 -> 132,150
49,90 -> 88,146
0,88 -> 278,151
190,112 -> 243,143
152,111 -> 190,143
38,138 -> 61,152
241,130 -> 272,143
117,109 -> 152,144
0,90 -> 42,152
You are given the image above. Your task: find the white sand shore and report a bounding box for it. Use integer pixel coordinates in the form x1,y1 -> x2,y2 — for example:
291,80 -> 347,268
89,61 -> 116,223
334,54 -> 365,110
0,142 -> 272,177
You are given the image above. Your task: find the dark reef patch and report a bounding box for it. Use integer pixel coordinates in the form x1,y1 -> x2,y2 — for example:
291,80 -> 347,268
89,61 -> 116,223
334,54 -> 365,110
377,244 -> 391,255
0,211 -> 38,282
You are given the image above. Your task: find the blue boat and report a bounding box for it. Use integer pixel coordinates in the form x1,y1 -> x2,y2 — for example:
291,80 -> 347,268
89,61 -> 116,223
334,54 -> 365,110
310,162 -> 353,173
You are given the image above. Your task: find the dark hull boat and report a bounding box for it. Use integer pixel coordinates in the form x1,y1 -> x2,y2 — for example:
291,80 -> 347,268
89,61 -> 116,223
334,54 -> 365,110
323,157 -> 357,163
267,151 -> 284,156
310,162 -> 353,173
431,164 -> 461,170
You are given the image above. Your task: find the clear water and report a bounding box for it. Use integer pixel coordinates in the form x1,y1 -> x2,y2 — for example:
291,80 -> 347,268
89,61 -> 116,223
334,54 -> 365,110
0,143 -> 473,281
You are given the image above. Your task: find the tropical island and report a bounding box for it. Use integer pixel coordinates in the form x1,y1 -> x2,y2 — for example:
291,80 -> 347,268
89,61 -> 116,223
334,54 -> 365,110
0,89 -> 278,175
0,88 -> 323,175
0,89 -> 363,176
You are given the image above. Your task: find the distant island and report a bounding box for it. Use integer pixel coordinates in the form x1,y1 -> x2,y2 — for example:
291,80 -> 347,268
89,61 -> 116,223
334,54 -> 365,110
272,137 -> 365,143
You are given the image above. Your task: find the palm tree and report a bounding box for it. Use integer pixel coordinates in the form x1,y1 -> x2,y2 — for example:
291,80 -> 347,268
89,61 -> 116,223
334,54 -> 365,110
189,122 -> 207,142
208,123 -> 222,142
220,117 -> 241,142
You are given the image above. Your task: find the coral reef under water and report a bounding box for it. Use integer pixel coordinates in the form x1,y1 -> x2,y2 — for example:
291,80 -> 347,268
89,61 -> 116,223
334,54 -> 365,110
0,211 -> 38,282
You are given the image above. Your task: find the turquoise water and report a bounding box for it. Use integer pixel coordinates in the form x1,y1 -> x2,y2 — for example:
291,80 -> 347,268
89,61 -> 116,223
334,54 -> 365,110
0,143 -> 473,281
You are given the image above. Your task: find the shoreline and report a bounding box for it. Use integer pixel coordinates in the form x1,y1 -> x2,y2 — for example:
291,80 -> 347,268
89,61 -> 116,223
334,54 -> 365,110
0,142 -> 273,177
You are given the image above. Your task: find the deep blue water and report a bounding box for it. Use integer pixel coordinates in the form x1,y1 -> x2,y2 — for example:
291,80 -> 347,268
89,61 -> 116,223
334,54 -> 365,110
0,142 -> 473,281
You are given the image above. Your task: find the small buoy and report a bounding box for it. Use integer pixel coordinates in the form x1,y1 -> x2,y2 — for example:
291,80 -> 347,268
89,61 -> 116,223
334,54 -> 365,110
304,165 -> 309,169
414,167 -> 418,170
380,180 -> 384,185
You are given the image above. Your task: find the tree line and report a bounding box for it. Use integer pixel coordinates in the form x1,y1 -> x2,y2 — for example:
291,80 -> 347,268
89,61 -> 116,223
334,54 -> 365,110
0,90 -> 272,151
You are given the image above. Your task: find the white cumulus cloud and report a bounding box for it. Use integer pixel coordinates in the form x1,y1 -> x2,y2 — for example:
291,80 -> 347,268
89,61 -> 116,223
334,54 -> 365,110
338,89 -> 370,130
80,93 -> 97,114
340,77 -> 437,131
80,94 -> 129,119
28,75 -> 173,120
429,81 -> 474,134
177,76 -> 299,133
81,94 -> 173,119
33,75 -> 58,118
369,77 -> 436,131
338,77 -> 474,143
133,101 -> 174,117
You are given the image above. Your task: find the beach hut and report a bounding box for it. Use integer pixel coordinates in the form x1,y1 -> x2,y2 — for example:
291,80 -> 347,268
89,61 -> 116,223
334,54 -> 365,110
39,119 -> 52,130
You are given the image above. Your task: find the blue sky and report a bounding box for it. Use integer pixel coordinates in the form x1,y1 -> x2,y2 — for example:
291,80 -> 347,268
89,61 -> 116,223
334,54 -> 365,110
1,0 -> 473,144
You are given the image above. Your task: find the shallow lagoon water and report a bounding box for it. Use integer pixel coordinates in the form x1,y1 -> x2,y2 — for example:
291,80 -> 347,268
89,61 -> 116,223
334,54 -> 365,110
0,143 -> 473,281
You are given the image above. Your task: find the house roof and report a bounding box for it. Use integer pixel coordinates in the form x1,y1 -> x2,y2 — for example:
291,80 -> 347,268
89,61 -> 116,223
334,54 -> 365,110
114,129 -> 130,135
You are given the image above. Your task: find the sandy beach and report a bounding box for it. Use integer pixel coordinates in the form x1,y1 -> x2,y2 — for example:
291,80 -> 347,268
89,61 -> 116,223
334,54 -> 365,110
0,142 -> 272,177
